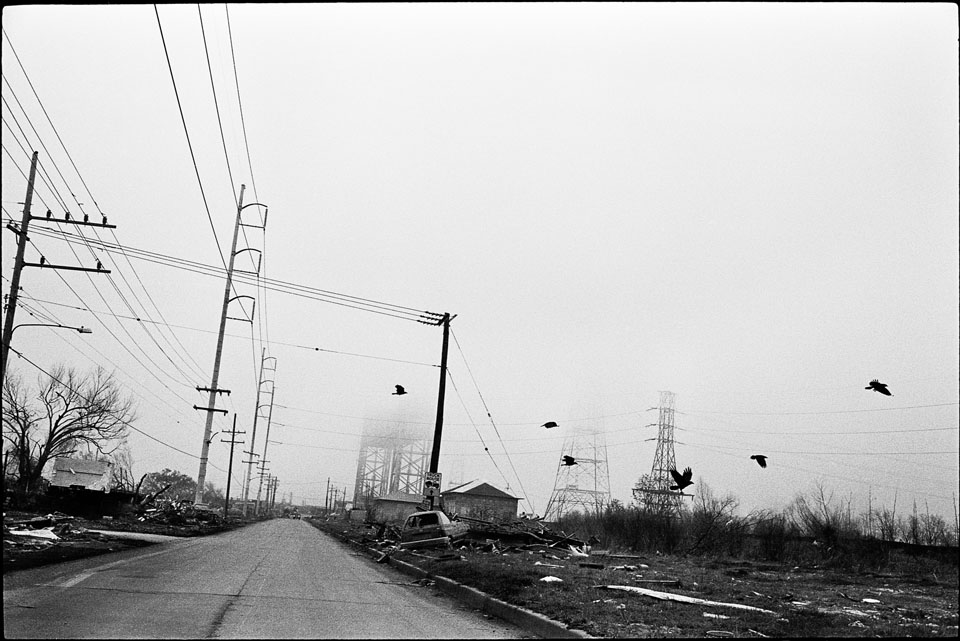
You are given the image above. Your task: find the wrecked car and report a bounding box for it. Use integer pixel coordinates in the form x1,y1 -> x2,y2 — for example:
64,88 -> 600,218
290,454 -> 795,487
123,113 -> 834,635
399,510 -> 469,550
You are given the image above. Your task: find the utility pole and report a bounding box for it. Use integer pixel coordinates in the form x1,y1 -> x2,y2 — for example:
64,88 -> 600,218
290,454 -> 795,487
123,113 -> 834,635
254,459 -> 270,516
242,350 -> 276,516
195,185 -> 267,504
220,414 -> 245,520
2,151 -> 115,378
325,477 -> 330,513
254,380 -> 278,514
429,312 -> 454,474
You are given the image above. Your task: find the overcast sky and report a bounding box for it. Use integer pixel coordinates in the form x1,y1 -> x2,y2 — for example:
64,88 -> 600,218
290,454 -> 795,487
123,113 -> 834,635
2,3 -> 957,522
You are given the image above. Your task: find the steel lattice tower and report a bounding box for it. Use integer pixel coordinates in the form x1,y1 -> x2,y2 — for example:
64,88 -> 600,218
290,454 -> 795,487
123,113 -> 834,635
632,391 -> 684,513
352,419 -> 429,509
543,416 -> 611,521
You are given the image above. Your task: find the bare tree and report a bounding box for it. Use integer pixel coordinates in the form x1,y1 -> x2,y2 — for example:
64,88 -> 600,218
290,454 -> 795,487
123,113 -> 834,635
2,365 -> 135,494
108,442 -> 137,492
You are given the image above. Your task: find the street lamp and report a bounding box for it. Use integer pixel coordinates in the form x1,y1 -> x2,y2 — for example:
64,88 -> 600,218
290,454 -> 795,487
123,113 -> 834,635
1,323 -> 93,378
13,323 -> 91,334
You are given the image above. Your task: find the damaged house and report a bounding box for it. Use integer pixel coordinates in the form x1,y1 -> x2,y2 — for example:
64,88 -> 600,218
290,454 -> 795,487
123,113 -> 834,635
46,457 -> 136,517
442,479 -> 520,523
49,458 -> 114,491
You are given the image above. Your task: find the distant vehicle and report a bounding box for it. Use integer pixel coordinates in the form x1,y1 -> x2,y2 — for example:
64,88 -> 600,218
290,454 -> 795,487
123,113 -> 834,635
399,510 -> 469,550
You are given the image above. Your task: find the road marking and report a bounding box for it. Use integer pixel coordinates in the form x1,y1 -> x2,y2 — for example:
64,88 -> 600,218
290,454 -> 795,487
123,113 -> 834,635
43,543 -> 195,588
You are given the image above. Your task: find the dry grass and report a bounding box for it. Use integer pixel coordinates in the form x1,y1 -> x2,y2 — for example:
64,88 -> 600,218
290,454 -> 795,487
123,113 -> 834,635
314,518 -> 959,638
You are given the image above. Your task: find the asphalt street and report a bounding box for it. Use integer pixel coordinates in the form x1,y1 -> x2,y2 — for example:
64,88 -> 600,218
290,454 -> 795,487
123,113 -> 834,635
3,518 -> 529,639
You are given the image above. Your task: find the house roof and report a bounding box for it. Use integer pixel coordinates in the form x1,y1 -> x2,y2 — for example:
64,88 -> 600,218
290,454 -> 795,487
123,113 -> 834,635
374,491 -> 423,504
50,457 -> 113,490
443,479 -> 520,500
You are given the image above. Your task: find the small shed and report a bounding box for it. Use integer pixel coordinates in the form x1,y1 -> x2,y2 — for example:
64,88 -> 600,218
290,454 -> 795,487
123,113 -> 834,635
50,458 -> 113,491
442,479 -> 520,523
372,491 -> 424,523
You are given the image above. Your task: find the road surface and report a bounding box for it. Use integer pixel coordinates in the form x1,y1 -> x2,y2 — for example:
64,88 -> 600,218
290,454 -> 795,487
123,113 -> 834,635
4,518 -> 530,639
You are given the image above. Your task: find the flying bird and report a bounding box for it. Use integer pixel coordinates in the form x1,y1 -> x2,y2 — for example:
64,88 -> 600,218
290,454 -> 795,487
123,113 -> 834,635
542,421 -> 558,429
561,455 -> 577,466
392,385 -> 406,396
669,467 -> 694,492
865,379 -> 892,396
750,455 -> 768,468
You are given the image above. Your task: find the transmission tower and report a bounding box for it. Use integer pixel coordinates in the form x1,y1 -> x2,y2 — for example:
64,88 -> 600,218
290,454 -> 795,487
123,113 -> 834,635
543,416 -> 611,521
632,391 -> 686,514
352,419 -> 429,509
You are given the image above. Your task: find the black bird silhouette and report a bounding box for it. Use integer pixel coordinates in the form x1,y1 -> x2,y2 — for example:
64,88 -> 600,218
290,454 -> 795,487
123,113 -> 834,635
102,215 -> 108,225
39,256 -> 45,266
561,455 -> 577,466
392,385 -> 406,396
669,467 -> 694,491
64,212 -> 70,221
750,455 -> 768,468
46,210 -> 52,219
865,379 -> 892,396
83,213 -> 89,223
542,421 -> 558,429
96,260 -> 103,271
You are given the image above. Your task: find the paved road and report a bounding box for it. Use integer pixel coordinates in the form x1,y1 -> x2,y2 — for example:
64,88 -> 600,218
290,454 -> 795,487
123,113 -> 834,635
4,519 -> 529,639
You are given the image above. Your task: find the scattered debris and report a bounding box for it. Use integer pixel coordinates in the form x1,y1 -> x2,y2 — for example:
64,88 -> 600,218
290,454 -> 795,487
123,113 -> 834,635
862,598 -> 881,604
612,565 -> 638,571
632,579 -> 682,588
7,527 -> 60,541
703,612 -> 731,620
596,585 -> 778,614
534,561 -> 564,568
540,576 -> 563,583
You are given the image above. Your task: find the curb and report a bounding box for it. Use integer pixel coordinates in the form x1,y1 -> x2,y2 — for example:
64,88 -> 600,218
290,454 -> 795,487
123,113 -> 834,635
321,525 -> 592,639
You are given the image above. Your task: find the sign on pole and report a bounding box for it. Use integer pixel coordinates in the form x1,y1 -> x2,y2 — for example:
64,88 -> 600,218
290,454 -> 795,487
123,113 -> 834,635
424,472 -> 441,509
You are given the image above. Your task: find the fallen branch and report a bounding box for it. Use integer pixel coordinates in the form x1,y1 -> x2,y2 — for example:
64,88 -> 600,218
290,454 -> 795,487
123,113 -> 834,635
595,585 -> 778,614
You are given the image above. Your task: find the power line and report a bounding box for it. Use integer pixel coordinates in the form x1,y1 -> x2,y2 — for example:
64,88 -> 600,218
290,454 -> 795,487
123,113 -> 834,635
450,328 -> 534,513
153,4 -> 228,273
23,224 -> 442,323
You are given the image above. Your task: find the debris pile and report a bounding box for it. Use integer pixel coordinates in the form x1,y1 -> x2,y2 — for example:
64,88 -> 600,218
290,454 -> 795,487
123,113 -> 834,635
455,514 -> 592,550
3,512 -> 110,553
136,497 -> 223,528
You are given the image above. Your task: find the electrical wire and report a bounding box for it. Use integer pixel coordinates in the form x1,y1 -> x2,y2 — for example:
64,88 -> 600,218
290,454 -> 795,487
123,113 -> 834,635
449,328 -> 534,513
153,5 -> 228,273
24,224 -> 444,323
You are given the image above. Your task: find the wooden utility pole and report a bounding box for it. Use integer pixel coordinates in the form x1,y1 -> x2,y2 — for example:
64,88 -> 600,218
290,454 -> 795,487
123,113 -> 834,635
2,152 -> 115,378
220,414 -> 245,520
1,152 -> 38,378
429,313 -> 453,474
